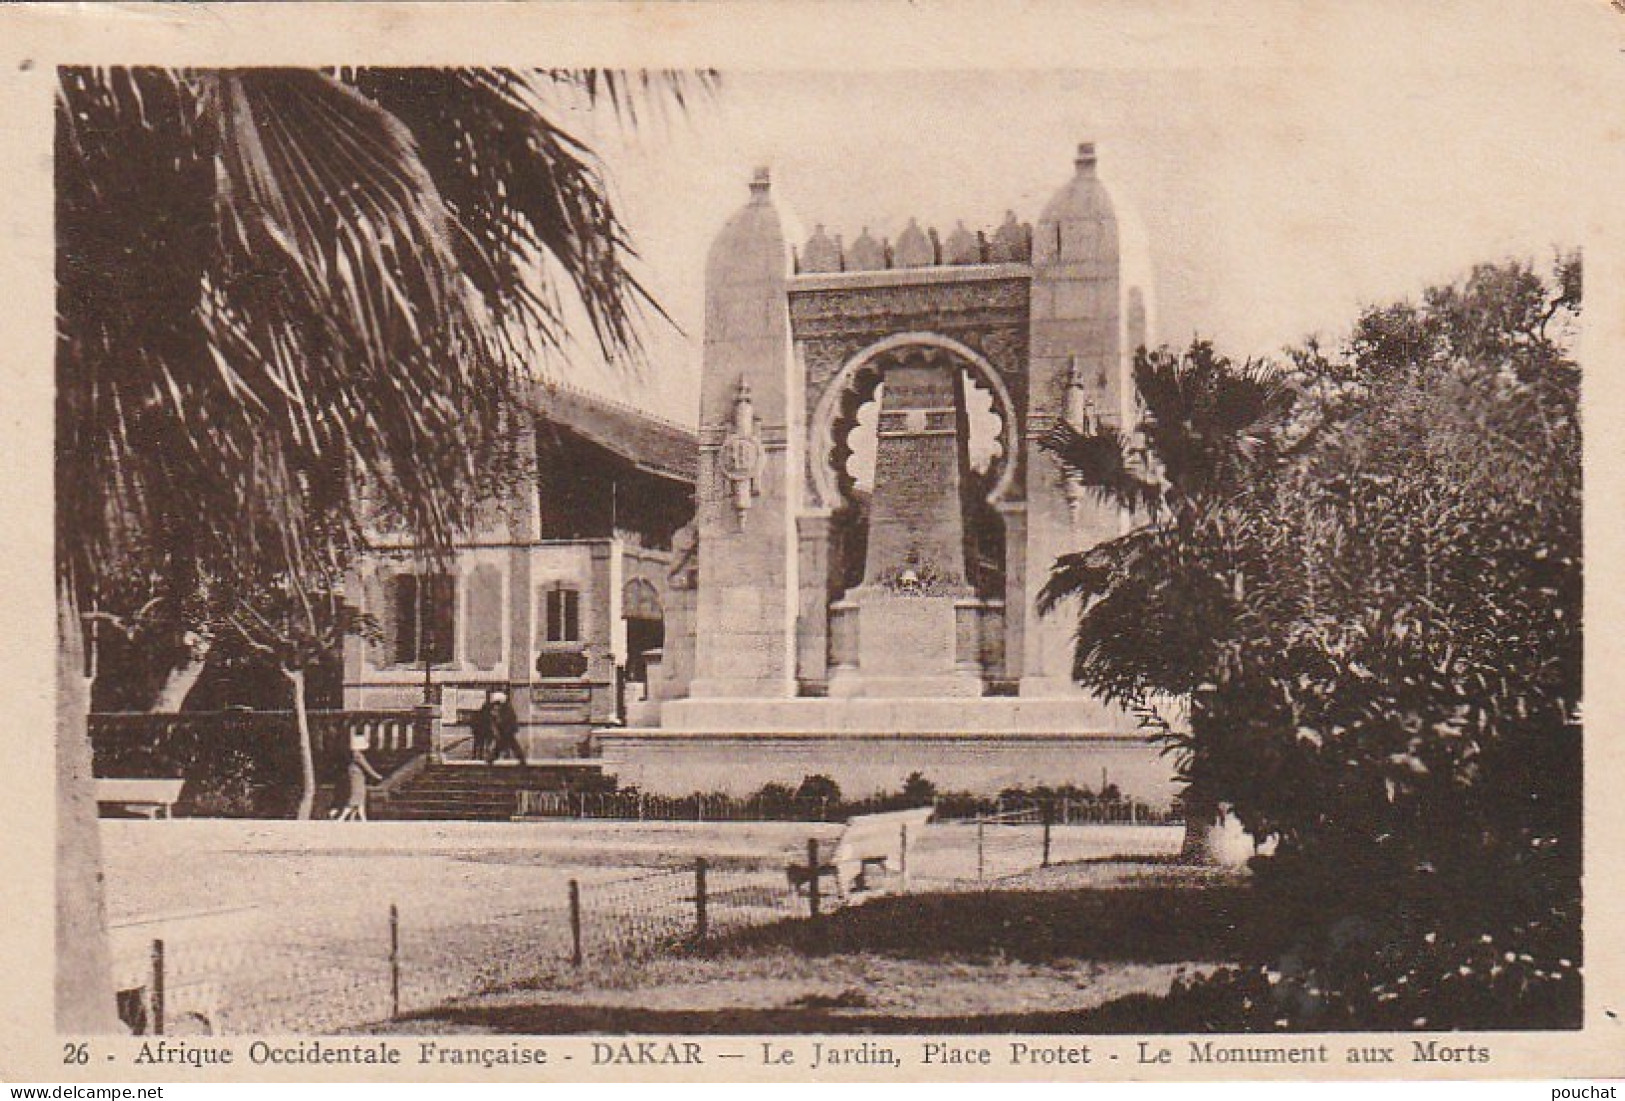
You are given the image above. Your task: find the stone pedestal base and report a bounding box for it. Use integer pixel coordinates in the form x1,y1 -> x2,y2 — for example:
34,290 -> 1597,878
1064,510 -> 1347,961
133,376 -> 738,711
826,587 -> 983,698
688,676 -> 792,699
656,694 -> 1143,734
1020,675 -> 1089,698
827,671 -> 984,698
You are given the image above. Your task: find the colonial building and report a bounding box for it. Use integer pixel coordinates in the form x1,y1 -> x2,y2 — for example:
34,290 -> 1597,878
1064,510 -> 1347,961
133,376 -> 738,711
342,383 -> 695,757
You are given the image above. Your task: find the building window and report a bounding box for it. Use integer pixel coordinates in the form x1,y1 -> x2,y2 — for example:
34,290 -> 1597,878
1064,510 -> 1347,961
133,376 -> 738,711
389,573 -> 456,666
544,586 -> 581,644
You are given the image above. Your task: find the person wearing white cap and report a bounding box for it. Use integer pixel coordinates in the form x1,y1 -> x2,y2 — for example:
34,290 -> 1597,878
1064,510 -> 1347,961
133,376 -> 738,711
484,689 -> 526,766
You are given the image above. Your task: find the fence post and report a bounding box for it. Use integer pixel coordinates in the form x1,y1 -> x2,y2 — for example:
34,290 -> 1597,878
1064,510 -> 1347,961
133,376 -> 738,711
1041,802 -> 1053,868
149,938 -> 165,1036
807,838 -> 821,920
1130,801 -> 1138,826
694,858 -> 708,941
899,823 -> 910,894
976,817 -> 985,884
569,879 -> 583,967
389,902 -> 401,1019
806,838 -> 825,955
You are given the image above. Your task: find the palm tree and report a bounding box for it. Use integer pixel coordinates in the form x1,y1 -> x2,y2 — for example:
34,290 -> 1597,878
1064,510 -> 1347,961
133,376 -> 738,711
1037,340 -> 1291,860
55,66 -> 705,1030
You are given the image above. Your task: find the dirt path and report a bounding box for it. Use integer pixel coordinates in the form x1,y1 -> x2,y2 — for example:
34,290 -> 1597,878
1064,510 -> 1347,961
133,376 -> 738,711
100,819 -> 1202,1034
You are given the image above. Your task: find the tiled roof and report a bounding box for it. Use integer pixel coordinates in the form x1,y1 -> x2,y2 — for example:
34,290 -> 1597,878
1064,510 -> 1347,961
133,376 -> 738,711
531,382 -> 698,484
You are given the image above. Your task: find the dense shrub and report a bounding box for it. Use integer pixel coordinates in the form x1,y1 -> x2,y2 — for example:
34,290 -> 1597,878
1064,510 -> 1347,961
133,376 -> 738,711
900,770 -> 936,804
91,710 -> 365,817
90,711 -> 315,817
599,774 -> 1161,823
794,773 -> 842,805
1207,259 -> 1582,1028
1047,256 -> 1582,1029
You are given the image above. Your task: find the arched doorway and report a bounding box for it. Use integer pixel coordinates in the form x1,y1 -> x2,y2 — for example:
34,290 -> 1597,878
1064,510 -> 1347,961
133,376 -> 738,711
622,578 -> 665,697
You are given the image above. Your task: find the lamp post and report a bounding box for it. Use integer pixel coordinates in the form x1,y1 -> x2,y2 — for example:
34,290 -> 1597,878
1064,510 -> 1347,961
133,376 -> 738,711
417,574 -> 433,705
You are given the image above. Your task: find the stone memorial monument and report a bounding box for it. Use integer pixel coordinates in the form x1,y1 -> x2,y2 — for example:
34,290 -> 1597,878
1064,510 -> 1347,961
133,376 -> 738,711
605,144 -> 1175,805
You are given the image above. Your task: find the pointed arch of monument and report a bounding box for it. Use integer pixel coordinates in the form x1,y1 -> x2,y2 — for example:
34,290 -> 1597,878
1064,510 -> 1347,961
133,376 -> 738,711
808,331 -> 1020,512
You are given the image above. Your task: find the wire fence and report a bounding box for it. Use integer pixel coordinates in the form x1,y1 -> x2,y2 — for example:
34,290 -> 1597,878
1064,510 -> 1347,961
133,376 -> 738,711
576,866 -> 698,959
111,816 -> 1177,1035
111,856 -> 806,1036
918,807 -> 1187,886
937,810 -> 1052,884
515,790 -> 1180,825
516,790 -> 846,822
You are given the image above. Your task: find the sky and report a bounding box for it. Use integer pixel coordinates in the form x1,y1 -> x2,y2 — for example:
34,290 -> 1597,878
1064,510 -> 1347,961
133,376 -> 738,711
535,9 -> 1619,425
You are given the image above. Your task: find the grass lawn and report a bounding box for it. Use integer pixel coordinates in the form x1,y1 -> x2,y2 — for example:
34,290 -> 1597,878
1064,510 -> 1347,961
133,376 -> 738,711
388,860 -> 1248,1034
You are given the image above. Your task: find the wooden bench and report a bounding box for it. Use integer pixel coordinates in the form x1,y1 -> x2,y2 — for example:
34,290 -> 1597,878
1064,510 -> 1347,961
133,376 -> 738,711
789,806 -> 935,904
96,778 -> 186,819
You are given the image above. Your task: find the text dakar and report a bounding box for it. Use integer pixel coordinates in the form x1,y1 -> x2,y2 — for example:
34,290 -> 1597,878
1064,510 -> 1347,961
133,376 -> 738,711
591,1041 -> 704,1066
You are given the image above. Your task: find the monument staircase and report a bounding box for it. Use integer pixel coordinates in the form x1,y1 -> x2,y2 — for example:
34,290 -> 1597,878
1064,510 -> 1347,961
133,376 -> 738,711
377,759 -> 614,821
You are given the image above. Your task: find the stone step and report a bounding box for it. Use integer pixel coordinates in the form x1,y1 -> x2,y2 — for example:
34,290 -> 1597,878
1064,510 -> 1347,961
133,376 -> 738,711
378,796 -> 518,814
378,759 -> 612,821
380,806 -> 519,822
400,791 -> 563,805
385,796 -> 518,812
417,765 -> 600,777
408,776 -> 590,790
393,785 -> 539,802
405,776 -> 608,792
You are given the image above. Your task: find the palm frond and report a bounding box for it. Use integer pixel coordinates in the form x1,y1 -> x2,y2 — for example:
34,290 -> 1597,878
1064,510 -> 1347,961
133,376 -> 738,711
202,69 -> 512,545
1038,421 -> 1163,515
56,66 -> 546,604
536,69 -> 719,128
58,65 -> 706,623
1037,525 -> 1157,614
56,68 -> 222,595
345,68 -> 691,363
1132,341 -> 1293,501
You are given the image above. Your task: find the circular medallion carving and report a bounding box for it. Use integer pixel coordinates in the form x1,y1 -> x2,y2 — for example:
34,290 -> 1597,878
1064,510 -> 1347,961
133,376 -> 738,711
720,432 -> 765,483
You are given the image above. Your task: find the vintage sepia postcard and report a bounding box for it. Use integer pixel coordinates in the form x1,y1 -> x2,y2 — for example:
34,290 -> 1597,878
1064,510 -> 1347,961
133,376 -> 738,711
1,0 -> 1622,1087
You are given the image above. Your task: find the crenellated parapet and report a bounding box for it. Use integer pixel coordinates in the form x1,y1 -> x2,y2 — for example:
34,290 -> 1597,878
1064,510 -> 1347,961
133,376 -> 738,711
796,210 -> 1034,273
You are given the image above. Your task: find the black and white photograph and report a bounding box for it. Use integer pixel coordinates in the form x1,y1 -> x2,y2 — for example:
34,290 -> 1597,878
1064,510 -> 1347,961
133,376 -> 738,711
4,0 -> 1623,1086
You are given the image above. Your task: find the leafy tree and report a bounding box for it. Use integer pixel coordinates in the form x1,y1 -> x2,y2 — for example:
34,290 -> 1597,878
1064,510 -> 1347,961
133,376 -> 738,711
901,771 -> 938,805
213,529 -> 377,820
1054,255 -> 1581,1028
54,66 -> 704,1030
795,773 -> 843,806
1199,255 -> 1583,1028
1038,340 -> 1293,857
